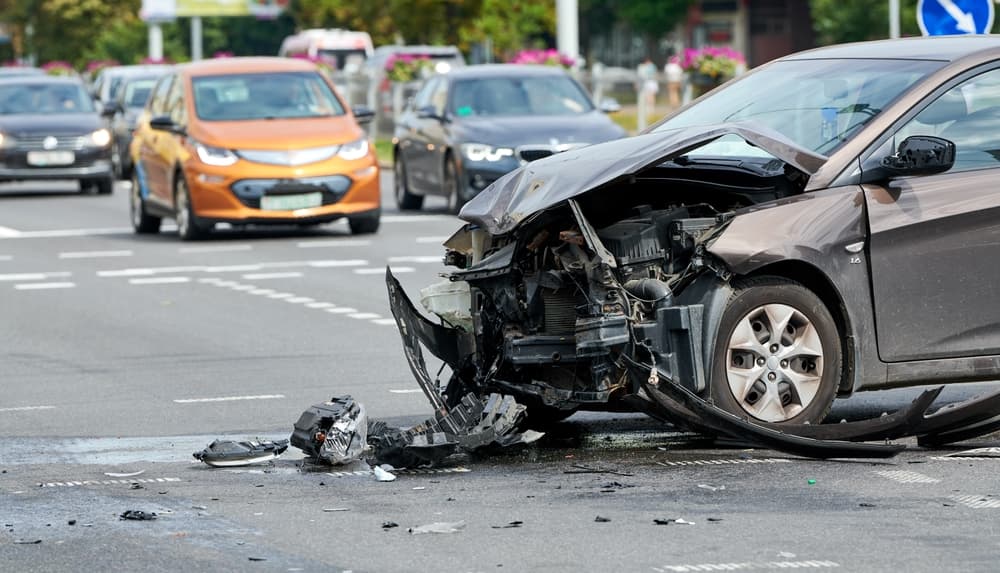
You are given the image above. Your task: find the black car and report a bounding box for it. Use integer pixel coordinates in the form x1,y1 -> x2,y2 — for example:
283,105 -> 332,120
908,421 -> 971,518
392,65 -> 625,212
385,37 -> 1000,453
103,70 -> 168,179
0,77 -> 114,193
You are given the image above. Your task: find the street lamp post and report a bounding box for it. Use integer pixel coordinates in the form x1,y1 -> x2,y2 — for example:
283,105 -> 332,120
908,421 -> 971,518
889,0 -> 901,38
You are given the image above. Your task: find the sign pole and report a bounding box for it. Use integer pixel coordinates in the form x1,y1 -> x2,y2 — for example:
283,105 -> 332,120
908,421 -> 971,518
191,16 -> 203,61
148,22 -> 163,61
889,0 -> 901,38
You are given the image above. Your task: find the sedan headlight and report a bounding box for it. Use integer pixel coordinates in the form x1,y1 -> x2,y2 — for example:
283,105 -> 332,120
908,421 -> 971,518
89,128 -> 112,148
195,141 -> 238,166
337,138 -> 369,161
0,132 -> 9,148
461,143 -> 514,162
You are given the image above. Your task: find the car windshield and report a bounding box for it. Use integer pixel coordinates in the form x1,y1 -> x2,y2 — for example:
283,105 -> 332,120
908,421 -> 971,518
450,76 -> 594,117
192,71 -> 346,121
0,83 -> 96,114
654,58 -> 944,155
122,77 -> 158,109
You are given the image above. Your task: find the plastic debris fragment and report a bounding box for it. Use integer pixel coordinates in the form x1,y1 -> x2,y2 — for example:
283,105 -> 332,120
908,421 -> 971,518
193,439 -> 289,467
119,510 -> 157,521
373,466 -> 396,482
104,470 -> 145,478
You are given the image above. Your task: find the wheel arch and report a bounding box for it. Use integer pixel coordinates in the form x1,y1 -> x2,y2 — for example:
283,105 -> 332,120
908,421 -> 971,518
741,260 -> 855,396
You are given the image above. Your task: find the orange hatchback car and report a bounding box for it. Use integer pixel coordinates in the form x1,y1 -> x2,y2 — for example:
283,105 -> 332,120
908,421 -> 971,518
129,57 -> 380,239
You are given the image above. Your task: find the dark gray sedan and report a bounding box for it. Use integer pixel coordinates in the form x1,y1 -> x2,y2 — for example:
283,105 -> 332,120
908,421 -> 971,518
386,36 -> 1000,446
392,64 -> 625,212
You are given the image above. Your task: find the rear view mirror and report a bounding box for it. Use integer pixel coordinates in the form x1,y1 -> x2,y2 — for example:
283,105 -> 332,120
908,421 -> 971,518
599,98 -> 621,113
352,105 -> 375,125
149,114 -> 184,135
883,135 -> 955,176
416,105 -> 443,122
860,135 -> 955,184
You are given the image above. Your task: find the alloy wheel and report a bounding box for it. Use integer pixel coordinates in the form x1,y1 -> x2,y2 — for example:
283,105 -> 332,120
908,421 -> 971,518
176,178 -> 190,237
725,303 -> 824,422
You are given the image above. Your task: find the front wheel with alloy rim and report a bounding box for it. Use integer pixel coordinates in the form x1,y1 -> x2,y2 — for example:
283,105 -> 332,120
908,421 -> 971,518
444,155 -> 472,214
710,276 -> 841,424
393,156 -> 423,210
130,172 -> 161,234
174,174 -> 209,240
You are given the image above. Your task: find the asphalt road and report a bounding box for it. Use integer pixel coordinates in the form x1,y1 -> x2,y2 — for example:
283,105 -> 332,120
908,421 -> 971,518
1,175 -> 999,572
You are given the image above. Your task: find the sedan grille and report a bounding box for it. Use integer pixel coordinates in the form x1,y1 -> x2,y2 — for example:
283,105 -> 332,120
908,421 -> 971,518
517,147 -> 555,163
12,134 -> 87,151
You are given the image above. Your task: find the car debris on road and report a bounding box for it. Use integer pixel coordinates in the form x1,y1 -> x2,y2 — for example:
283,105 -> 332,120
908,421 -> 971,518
193,439 -> 289,467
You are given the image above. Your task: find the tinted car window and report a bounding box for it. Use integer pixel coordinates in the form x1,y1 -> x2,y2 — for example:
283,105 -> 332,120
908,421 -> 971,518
149,75 -> 174,115
192,71 -> 345,121
449,76 -> 593,117
411,77 -> 438,110
655,59 -> 942,155
0,83 -> 96,114
122,78 -> 157,109
165,76 -> 185,125
893,67 -> 1000,172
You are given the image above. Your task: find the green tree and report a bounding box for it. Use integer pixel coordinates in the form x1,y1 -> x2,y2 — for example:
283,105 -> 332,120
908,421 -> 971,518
811,0 -> 920,45
459,0 -> 555,59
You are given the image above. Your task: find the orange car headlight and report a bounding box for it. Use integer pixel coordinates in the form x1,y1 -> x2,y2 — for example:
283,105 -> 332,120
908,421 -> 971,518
194,141 -> 238,167
337,138 -> 369,161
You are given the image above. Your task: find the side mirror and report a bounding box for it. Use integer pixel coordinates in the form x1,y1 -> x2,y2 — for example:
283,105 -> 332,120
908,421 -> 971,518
861,135 -> 955,183
598,97 -> 621,114
100,102 -> 120,118
352,105 -> 375,125
416,105 -> 443,122
149,114 -> 183,135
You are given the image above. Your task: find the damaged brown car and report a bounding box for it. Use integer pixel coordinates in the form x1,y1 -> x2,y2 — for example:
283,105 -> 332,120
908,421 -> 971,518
387,37 -> 1000,457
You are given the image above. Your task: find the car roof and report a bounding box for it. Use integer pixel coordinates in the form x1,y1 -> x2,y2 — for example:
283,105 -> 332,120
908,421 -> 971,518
785,35 -> 1000,62
0,76 -> 85,86
446,64 -> 569,79
99,64 -> 170,77
177,57 -> 318,77
373,45 -> 461,56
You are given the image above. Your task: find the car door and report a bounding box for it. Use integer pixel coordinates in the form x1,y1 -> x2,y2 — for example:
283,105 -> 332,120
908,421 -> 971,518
863,65 -> 1000,362
161,74 -> 189,210
419,78 -> 450,193
138,74 -> 175,209
398,77 -> 438,193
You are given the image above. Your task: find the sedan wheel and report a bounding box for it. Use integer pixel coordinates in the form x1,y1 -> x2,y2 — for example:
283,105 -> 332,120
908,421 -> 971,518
444,156 -> 468,214
175,176 -> 207,240
711,277 -> 840,424
130,171 -> 161,234
394,156 -> 423,210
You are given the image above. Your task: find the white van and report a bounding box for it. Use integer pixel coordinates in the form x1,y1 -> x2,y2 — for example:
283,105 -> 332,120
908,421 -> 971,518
278,29 -> 374,73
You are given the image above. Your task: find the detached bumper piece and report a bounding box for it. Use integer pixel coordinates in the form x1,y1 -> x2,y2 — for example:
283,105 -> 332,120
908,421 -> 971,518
193,438 -> 290,467
290,395 -> 368,465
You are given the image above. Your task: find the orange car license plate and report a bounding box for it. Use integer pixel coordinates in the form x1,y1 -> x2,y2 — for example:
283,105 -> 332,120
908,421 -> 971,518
260,192 -> 322,211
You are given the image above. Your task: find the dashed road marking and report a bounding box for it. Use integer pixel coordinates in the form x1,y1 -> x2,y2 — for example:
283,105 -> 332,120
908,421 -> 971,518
355,266 -> 414,274
389,389 -> 423,394
243,272 -> 303,280
129,277 -> 191,285
0,255 -> 11,261
306,259 -> 367,268
286,296 -> 315,304
348,312 -> 381,319
656,458 -> 793,467
230,284 -> 256,291
416,236 -> 449,243
98,259 -> 367,278
173,394 -> 285,404
388,255 -> 442,263
59,250 -> 133,259
325,466 -> 471,478
40,477 -> 182,488
874,470 -> 940,484
0,225 -> 22,238
950,494 -> 1000,508
652,560 -> 840,572
179,244 -> 253,254
0,405 -> 56,412
372,318 -> 398,326
306,302 -> 337,309
205,264 -> 263,273
296,239 -> 372,248
325,307 -> 358,314
249,288 -> 275,295
0,272 -> 71,282
14,282 -> 76,290
267,292 -> 294,299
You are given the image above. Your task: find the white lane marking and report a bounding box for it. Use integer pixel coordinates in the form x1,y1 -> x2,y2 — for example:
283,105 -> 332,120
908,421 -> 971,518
0,255 -> 11,261
173,394 -> 285,404
268,292 -> 294,299
0,272 -> 71,282
416,236 -> 449,243
348,312 -> 380,320
0,226 -> 22,238
389,389 -> 423,394
387,255 -> 441,263
205,264 -> 263,273
59,250 -> 133,259
179,244 -> 253,254
243,272 -> 303,280
14,282 -> 76,290
307,259 -> 367,268
129,277 -> 191,285
230,284 -> 256,291
874,470 -> 940,484
655,458 -> 792,467
653,560 -> 840,572
249,289 -> 276,296
372,318 -> 398,326
950,494 -> 1000,509
354,266 -> 414,275
306,302 -> 337,309
41,477 -> 182,488
325,307 -> 358,314
0,405 -> 56,412
197,277 -> 224,284
296,239 -> 372,248
286,297 -> 314,304
98,259 -> 367,278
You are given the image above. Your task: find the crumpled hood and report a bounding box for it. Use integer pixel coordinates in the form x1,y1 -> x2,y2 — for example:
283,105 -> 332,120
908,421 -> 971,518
456,113 -> 625,149
458,123 -> 827,235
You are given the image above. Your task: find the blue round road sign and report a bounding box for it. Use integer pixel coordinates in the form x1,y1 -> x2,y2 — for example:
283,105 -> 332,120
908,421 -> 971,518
918,0 -> 994,36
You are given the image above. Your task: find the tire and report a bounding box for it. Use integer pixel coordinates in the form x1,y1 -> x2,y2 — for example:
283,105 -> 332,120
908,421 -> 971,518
444,154 -> 470,214
130,170 -> 161,234
393,154 -> 423,210
710,276 -> 841,424
95,177 -> 113,195
348,208 -> 381,235
174,173 -> 209,241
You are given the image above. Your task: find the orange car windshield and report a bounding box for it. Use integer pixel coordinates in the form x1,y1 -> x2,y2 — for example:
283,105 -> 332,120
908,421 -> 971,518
192,71 -> 346,121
